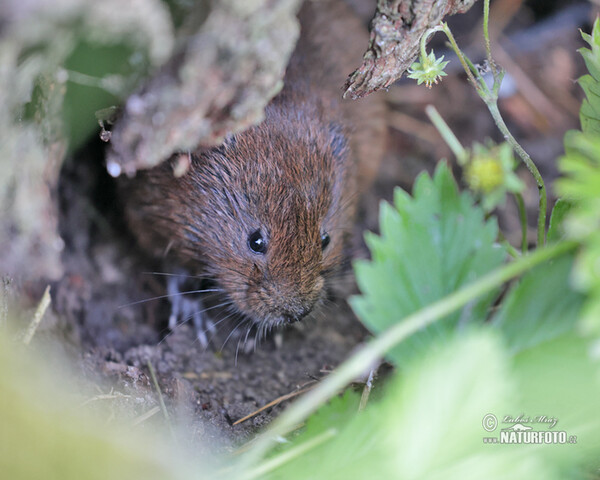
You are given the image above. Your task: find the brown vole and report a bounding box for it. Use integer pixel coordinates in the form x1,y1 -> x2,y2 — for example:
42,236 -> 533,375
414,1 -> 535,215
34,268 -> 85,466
121,0 -> 386,344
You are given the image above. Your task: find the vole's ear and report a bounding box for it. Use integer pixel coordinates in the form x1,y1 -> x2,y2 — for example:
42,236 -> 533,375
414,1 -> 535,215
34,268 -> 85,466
327,123 -> 350,162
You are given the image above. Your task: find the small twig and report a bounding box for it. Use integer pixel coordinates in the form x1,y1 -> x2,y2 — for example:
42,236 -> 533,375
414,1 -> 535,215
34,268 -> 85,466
358,369 -> 376,411
147,360 -> 176,438
23,285 -> 51,345
233,384 -> 316,426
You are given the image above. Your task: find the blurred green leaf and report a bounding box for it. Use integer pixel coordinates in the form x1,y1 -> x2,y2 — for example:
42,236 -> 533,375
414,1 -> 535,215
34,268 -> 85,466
491,253 -> 584,354
300,389 -> 361,441
547,199 -> 573,244
512,334 -> 600,474
0,333 -> 205,480
556,18 -> 600,338
269,389 -> 361,460
351,162 -> 506,365
266,331 -> 572,480
263,331 -> 600,480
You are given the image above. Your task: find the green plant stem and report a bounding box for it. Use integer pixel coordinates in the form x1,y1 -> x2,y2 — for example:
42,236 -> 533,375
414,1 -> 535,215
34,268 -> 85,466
441,23 -> 480,91
240,240 -> 577,468
425,105 -> 468,164
419,24 -> 445,59
487,102 -> 547,246
482,0 -> 496,76
498,234 -> 520,259
515,193 -> 528,252
440,22 -> 547,247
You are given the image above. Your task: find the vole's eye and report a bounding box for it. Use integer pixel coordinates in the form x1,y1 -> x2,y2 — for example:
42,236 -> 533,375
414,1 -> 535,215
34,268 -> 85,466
248,230 -> 267,254
321,232 -> 331,250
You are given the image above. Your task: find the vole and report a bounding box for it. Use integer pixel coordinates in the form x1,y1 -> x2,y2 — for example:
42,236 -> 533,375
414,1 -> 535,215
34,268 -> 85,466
120,0 -> 386,345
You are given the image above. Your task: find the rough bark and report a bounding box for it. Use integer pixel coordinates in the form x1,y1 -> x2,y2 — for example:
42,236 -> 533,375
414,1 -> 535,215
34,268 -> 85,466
105,0 -> 302,176
344,0 -> 478,99
0,0 -> 173,281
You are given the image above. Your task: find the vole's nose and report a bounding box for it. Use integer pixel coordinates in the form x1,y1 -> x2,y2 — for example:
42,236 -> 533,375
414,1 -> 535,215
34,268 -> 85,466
281,304 -> 313,323
262,276 -> 323,322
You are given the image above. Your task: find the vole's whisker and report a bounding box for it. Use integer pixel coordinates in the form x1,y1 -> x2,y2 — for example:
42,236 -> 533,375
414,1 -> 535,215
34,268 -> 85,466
242,323 -> 254,353
220,316 -> 248,352
117,288 -> 223,309
235,318 -> 253,364
178,300 -> 235,326
158,325 -> 177,345
141,271 -> 215,280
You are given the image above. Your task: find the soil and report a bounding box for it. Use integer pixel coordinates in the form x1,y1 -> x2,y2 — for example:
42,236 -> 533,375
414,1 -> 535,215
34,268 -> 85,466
17,0 -> 591,452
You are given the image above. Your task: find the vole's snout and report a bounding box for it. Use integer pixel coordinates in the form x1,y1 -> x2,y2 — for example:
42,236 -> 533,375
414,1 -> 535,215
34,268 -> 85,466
276,303 -> 313,324
258,274 -> 325,324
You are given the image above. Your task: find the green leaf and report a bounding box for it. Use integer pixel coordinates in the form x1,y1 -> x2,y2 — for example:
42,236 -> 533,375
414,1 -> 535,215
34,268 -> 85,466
491,253 -> 584,354
264,331 -> 600,480
557,129 -> 600,340
269,389 -> 362,459
267,331 -> 576,480
578,18 -> 600,133
547,199 -> 573,243
302,390 -> 361,438
351,162 -> 506,365
512,334 -> 600,472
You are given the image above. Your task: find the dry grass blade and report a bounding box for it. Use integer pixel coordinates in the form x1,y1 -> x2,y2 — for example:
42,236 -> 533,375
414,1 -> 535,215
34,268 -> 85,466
233,384 -> 316,426
23,285 -> 51,345
131,406 -> 162,426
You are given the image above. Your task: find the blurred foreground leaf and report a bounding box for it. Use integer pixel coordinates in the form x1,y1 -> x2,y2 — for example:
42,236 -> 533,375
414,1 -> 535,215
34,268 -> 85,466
492,253 -> 584,354
264,330 -> 600,480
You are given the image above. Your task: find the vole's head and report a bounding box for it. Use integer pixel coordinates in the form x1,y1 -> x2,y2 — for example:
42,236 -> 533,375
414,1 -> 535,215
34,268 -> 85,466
185,109 -> 354,331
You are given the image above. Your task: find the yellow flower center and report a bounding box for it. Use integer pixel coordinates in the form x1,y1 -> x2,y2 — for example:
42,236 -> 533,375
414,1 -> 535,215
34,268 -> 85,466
466,157 -> 504,193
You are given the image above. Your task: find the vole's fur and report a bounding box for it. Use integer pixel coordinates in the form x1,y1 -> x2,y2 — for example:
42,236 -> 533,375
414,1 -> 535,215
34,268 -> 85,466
122,0 -> 386,337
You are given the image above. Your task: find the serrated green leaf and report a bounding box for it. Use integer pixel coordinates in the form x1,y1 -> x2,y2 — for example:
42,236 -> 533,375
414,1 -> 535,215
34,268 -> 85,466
579,22 -> 600,80
491,253 -> 584,354
351,162 -> 506,366
577,18 -> 600,133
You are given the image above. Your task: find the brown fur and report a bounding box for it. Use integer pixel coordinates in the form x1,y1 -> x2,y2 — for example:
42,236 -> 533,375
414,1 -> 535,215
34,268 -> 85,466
122,0 -> 386,328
